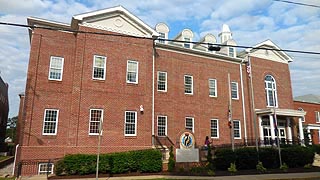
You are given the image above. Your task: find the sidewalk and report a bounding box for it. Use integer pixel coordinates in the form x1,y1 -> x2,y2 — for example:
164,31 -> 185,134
21,172 -> 320,180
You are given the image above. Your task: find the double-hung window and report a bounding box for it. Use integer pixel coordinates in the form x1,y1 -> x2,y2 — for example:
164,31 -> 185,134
93,55 -> 106,80
157,115 -> 167,136
49,56 -> 64,81
184,75 -> 193,95
43,109 -> 59,135
157,71 -> 167,92
127,60 -> 138,84
233,120 -> 241,139
158,32 -> 165,44
89,109 -> 103,135
316,111 -> 320,123
210,119 -> 219,138
38,163 -> 54,175
229,47 -> 235,57
184,38 -> 191,48
125,111 -> 137,136
185,117 -> 194,133
231,82 -> 239,100
209,79 -> 217,97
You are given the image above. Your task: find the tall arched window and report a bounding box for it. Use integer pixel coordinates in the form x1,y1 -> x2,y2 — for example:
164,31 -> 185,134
265,75 -> 278,107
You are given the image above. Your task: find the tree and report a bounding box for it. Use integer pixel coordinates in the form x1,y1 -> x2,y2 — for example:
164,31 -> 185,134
6,116 -> 18,142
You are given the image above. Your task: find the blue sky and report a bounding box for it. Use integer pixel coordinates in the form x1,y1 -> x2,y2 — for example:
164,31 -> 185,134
0,0 -> 319,118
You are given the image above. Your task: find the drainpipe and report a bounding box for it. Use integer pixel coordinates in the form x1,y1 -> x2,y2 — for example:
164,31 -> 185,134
152,39 -> 155,146
12,144 -> 19,176
239,60 -> 248,145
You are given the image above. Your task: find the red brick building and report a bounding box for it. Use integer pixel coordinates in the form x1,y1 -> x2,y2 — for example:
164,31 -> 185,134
0,76 -> 9,152
17,6 -> 310,176
294,95 -> 320,145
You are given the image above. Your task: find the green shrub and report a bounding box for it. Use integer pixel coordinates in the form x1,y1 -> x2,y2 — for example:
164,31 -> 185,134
55,149 -> 162,176
280,163 -> 288,172
311,144 -> 320,154
168,146 -> 175,172
235,147 -> 258,170
227,162 -> 237,175
281,146 -> 314,168
213,148 -> 235,170
304,163 -> 312,169
207,169 -> 215,176
259,147 -> 279,169
256,161 -> 267,173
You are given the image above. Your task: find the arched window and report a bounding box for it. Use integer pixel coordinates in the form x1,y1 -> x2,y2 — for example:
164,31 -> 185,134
265,75 -> 278,107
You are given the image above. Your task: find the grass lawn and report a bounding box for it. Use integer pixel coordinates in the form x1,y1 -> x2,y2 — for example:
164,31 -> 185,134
0,178 -> 15,180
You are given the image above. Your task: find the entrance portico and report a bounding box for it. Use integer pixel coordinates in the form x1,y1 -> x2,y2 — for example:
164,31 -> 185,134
256,108 -> 306,146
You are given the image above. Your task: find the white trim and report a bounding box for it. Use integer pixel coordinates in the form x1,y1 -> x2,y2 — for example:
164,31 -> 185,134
124,111 -> 137,136
72,6 -> 159,37
38,163 -> 54,175
316,111 -> 320,123
157,115 -> 167,137
231,82 -> 239,100
210,119 -> 219,138
126,60 -> 139,84
157,71 -> 167,92
208,79 -> 217,97
185,117 -> 194,133
233,120 -> 241,139
42,109 -> 59,135
48,56 -> 64,81
92,55 -> 107,80
184,75 -> 193,95
89,109 -> 104,135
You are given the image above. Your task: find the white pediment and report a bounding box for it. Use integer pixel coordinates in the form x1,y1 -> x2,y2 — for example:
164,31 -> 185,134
72,6 -> 158,38
244,40 -> 293,64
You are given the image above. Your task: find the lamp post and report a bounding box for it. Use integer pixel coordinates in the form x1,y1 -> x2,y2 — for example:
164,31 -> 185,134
96,118 -> 103,180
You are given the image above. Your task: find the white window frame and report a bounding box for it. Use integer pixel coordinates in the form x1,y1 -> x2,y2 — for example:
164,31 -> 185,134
209,79 -> 217,97
125,111 -> 137,136
38,163 -> 54,175
231,82 -> 239,100
233,120 -> 241,139
184,75 -> 193,95
92,55 -> 107,80
229,47 -> 235,57
158,32 -> 166,44
316,111 -> 320,123
265,75 -> 278,107
210,119 -> 219,138
42,109 -> 59,135
185,117 -> 194,133
48,56 -> 64,81
157,115 -> 167,137
126,60 -> 139,84
184,37 -> 191,48
157,71 -> 167,92
89,109 -> 104,135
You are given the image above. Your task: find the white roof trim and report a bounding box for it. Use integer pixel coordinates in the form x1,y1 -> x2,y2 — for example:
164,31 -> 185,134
245,39 -> 293,62
255,108 -> 306,117
72,6 -> 159,37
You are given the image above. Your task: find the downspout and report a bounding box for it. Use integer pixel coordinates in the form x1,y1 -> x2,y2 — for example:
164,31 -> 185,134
152,39 -> 155,146
239,60 -> 248,145
12,144 -> 19,176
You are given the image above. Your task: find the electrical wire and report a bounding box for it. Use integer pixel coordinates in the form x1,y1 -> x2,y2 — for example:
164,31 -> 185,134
1,21 -> 320,55
273,0 -> 320,8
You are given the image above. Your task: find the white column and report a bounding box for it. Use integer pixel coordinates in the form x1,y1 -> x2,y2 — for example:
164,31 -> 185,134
286,117 -> 292,144
258,116 -> 264,145
269,114 -> 276,145
307,128 -> 312,145
298,117 -> 305,146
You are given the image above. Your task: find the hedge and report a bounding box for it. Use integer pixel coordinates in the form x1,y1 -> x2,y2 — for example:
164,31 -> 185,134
213,146 -> 316,170
54,149 -> 162,176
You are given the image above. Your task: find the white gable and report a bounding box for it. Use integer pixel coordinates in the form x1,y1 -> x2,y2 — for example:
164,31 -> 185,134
244,40 -> 293,64
72,6 -> 158,38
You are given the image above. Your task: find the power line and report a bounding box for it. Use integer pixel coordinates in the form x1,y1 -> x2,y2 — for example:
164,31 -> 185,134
1,21 -> 320,55
273,0 -> 320,8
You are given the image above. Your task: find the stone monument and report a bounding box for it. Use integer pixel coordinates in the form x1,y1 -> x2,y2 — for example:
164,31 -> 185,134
176,132 -> 199,162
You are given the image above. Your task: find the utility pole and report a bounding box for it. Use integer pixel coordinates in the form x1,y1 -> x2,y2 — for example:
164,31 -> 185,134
228,73 -> 234,151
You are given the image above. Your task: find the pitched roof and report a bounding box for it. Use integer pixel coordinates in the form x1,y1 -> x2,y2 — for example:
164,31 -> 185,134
294,94 -> 320,104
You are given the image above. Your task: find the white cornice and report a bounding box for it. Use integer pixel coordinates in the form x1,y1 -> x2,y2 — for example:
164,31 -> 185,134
255,108 -> 306,117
